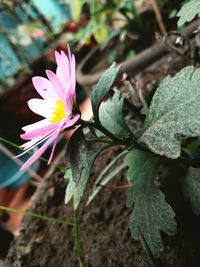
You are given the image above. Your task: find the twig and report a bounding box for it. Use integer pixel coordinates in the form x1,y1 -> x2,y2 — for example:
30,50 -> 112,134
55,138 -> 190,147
0,136 -> 64,172
0,143 -> 42,183
150,0 -> 166,35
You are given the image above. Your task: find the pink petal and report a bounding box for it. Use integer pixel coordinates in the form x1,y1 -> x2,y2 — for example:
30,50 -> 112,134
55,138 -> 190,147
55,51 -> 71,87
60,49 -> 76,102
20,136 -> 42,150
70,54 -> 76,91
48,114 -> 80,164
45,70 -> 72,114
48,131 -> 61,164
21,122 -> 58,140
28,98 -> 53,119
17,131 -> 56,158
45,69 -> 66,99
32,76 -> 59,101
20,133 -> 57,170
62,114 -> 80,131
22,119 -> 50,132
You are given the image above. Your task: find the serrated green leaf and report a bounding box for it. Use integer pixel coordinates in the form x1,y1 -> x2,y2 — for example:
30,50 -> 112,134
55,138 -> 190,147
124,149 -> 176,256
91,63 -> 120,118
99,90 -> 132,139
139,66 -> 200,159
177,0 -> 200,27
183,167 -> 200,214
65,128 -> 108,209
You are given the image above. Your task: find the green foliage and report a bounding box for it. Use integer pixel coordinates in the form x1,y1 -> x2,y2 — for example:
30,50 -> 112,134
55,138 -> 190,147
99,90 -> 131,139
183,167 -> 200,214
91,63 -> 120,118
124,149 -> 176,256
90,0 -> 109,44
139,66 -> 200,159
66,0 -> 84,22
157,0 -> 168,7
65,128 -> 108,209
177,0 -> 200,27
64,61 -> 200,258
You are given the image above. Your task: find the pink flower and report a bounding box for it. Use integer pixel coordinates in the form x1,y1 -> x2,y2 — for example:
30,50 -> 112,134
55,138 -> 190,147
17,45 -> 80,170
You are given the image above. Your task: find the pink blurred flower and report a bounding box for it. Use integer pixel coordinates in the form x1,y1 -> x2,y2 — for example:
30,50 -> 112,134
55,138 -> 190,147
31,29 -> 45,39
17,45 -> 80,170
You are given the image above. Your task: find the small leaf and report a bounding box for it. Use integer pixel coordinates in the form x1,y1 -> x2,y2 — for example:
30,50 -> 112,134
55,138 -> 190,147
183,167 -> 200,214
177,0 -> 200,27
99,90 -> 132,139
139,66 -> 200,159
64,168 -> 73,180
65,127 -> 108,209
91,63 -> 121,118
124,149 -> 176,256
93,16 -> 109,44
66,127 -> 88,185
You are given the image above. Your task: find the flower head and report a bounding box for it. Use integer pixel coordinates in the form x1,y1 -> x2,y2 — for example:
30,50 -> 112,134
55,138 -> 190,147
18,45 -> 80,169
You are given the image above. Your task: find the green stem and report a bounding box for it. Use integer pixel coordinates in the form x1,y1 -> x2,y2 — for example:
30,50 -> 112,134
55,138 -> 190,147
73,208 -> 84,267
0,136 -> 64,172
86,138 -> 113,144
0,205 -> 74,226
80,119 -> 127,144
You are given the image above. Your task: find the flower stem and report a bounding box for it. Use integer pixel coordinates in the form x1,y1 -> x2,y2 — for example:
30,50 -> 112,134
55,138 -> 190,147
80,119 -> 128,145
73,208 -> 84,267
0,205 -> 74,226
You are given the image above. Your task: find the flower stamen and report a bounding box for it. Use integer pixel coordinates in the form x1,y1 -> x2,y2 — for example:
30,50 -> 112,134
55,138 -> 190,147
49,100 -> 65,123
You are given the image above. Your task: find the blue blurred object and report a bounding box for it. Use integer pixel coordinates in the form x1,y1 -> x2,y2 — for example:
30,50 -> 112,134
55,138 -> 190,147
0,147 -> 40,189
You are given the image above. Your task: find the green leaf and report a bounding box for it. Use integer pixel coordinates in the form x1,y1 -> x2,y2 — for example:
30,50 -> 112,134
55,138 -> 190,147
99,90 -> 132,139
91,63 -> 120,118
139,66 -> 200,159
177,0 -> 200,27
183,167 -> 200,214
67,0 -> 84,22
124,149 -> 176,256
65,128 -> 108,209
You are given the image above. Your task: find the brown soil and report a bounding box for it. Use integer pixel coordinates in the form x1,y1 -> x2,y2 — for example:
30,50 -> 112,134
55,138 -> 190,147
5,146 -> 200,267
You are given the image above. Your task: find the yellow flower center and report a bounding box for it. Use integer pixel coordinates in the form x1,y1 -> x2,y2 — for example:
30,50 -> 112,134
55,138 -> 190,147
49,100 -> 65,123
